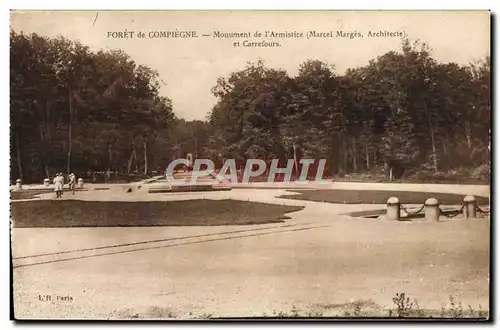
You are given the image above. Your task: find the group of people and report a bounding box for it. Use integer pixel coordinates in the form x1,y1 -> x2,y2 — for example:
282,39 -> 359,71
53,173 -> 76,198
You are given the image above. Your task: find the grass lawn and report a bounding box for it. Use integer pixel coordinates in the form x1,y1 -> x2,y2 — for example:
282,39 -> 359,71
278,190 -> 490,205
10,199 -> 304,228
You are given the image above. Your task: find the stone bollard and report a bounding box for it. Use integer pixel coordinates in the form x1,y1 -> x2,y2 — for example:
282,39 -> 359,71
425,198 -> 440,222
386,197 -> 400,221
463,195 -> 477,219
77,178 -> 84,189
43,178 -> 50,187
15,179 -> 22,190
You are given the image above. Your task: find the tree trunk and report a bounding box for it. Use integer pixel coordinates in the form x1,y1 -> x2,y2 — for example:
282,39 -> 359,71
339,132 -> 348,174
67,123 -> 72,173
440,137 -> 448,171
15,131 -> 23,181
338,107 -> 346,175
337,132 -> 344,174
430,126 -> 438,174
441,137 -> 448,157
67,88 -> 72,174
329,134 -> 338,175
127,149 -> 136,174
136,151 -> 140,172
192,126 -> 198,158
143,141 -> 148,175
342,134 -> 348,173
424,100 -> 438,174
365,142 -> 370,169
108,143 -> 112,171
465,120 -> 472,149
352,136 -> 358,173
39,123 -> 50,179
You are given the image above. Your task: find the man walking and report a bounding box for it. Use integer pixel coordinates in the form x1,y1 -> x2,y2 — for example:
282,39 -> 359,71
60,173 -> 65,197
68,173 -> 76,195
53,173 -> 63,198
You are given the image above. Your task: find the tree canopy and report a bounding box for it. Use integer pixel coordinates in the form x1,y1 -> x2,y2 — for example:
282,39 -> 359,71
11,30 -> 176,182
207,39 -> 490,179
10,32 -> 490,183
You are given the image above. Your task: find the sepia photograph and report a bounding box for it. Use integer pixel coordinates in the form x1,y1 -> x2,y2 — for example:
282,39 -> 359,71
9,10 -> 491,320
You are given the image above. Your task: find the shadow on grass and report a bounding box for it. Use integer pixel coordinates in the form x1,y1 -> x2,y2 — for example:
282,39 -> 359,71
11,199 -> 304,228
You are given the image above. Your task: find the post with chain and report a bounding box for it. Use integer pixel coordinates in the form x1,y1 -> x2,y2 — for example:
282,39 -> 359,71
425,198 -> 440,222
15,179 -> 22,191
463,195 -> 477,219
386,197 -> 400,221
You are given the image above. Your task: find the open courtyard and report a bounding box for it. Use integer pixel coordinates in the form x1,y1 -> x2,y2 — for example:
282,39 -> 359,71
11,178 -> 490,319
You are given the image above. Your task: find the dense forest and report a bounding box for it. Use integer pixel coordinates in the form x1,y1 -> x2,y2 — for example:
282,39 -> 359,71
10,31 -> 490,183
11,30 -> 177,183
206,40 -> 490,182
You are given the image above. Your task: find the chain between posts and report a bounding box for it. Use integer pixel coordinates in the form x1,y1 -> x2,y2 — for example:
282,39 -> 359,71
400,204 -> 425,216
401,201 -> 488,219
476,205 -> 490,214
402,203 -> 466,219
439,203 -> 465,219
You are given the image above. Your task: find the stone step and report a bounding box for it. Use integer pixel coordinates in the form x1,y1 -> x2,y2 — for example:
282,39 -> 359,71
148,184 -> 231,193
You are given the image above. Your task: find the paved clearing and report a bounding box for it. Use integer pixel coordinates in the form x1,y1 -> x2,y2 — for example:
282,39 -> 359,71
11,181 -> 490,319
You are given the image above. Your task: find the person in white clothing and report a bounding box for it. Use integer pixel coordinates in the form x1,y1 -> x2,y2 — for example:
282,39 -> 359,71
60,173 -> 65,197
53,173 -> 63,198
53,174 -> 58,198
68,173 -> 76,195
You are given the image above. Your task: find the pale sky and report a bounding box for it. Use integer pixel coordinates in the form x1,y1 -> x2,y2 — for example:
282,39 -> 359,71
10,10 -> 490,120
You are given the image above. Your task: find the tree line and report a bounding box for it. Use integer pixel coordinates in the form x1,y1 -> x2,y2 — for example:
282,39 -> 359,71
205,39 -> 490,180
10,30 -> 181,183
10,31 -> 490,183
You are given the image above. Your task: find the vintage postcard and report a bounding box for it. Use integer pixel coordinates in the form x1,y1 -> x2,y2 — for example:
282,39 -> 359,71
10,10 -> 491,320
